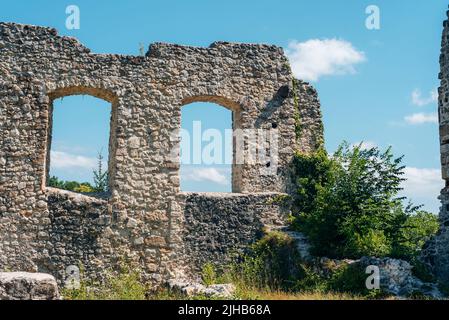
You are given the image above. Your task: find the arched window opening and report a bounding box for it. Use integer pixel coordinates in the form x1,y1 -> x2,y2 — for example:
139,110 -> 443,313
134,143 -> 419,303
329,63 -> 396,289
46,94 -> 112,197
180,102 -> 233,193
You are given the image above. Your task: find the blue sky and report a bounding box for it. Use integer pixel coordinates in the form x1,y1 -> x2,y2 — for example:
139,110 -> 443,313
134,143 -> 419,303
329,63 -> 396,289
1,0 -> 447,211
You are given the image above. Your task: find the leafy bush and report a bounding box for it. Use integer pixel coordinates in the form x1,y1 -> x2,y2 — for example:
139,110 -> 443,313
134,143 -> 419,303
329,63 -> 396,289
327,263 -> 382,297
220,232 -> 304,292
201,263 -> 217,286
392,211 -> 439,259
292,142 -> 438,260
48,176 -> 95,193
293,264 -> 327,293
251,232 -> 301,288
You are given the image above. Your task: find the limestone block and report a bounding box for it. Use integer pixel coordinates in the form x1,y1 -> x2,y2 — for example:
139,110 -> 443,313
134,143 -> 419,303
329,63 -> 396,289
0,272 -> 60,300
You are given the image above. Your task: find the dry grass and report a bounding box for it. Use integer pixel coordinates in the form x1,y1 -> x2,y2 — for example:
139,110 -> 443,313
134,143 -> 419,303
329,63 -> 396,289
255,291 -> 365,300
233,289 -> 367,300
149,288 -> 398,300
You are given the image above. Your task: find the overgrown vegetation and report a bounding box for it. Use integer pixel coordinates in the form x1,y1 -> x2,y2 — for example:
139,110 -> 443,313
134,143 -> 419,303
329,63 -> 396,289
202,232 -> 388,300
48,176 -> 95,193
290,142 -> 438,261
63,263 -> 222,301
48,151 -> 109,193
220,232 -> 304,292
61,234 -> 391,301
63,264 -> 147,300
193,143 -> 439,300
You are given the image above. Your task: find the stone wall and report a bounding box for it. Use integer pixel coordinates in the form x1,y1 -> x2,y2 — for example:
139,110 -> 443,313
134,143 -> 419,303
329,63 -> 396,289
0,22 -> 323,286
295,80 -> 324,154
180,192 -> 289,274
422,8 -> 449,285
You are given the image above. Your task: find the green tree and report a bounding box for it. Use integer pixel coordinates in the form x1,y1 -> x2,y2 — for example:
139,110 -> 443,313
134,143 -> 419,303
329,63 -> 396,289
48,176 -> 65,189
93,151 -> 108,193
292,142 -> 438,260
392,210 -> 439,259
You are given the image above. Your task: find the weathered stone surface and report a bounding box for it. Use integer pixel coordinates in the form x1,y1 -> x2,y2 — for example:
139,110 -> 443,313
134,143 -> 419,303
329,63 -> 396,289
359,257 -> 443,299
167,279 -> 236,299
286,230 -> 444,298
284,230 -> 312,262
179,192 -> 289,272
0,22 -> 323,285
0,272 -> 60,300
422,7 -> 449,285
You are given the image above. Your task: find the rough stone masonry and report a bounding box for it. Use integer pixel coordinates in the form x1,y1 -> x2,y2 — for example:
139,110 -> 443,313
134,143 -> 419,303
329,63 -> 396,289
422,8 -> 449,285
0,22 -> 323,285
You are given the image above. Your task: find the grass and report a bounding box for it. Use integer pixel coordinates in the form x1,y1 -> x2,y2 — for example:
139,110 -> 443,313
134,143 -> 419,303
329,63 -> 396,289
62,265 -> 376,301
62,264 -> 147,300
195,232 -> 398,301
146,288 -> 370,300
234,289 -> 369,300
61,269 -> 397,301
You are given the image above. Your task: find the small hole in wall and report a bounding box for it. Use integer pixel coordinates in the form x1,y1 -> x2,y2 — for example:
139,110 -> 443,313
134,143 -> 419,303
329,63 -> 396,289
266,162 -> 271,168
272,123 -> 278,129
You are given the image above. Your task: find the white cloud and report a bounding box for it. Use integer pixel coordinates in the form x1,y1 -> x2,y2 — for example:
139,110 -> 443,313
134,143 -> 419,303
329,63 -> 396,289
352,141 -> 377,150
50,151 -> 97,169
181,167 -> 230,185
404,112 -> 438,125
411,88 -> 438,107
402,167 -> 443,212
286,38 -> 366,82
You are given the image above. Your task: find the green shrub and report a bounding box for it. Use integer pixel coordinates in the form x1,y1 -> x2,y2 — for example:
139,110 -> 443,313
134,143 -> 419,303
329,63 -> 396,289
223,232 -> 304,292
391,211 -> 439,259
201,263 -> 217,286
292,142 -> 438,260
293,265 -> 327,293
250,231 -> 305,290
223,232 -> 386,299
48,176 -> 95,193
344,229 -> 392,258
104,266 -> 146,300
328,263 -> 370,295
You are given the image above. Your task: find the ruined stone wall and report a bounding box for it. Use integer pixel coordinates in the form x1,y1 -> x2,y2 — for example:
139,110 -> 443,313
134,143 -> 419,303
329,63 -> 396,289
295,80 -> 324,154
0,22 -> 323,285
180,192 -> 289,274
422,9 -> 449,285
